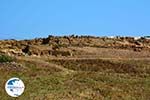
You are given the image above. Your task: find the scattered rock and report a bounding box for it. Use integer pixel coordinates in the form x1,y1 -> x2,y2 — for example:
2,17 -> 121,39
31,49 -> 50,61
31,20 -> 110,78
0,36 -> 149,57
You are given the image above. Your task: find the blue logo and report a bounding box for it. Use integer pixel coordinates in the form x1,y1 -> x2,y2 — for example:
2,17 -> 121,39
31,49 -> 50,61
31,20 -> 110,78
5,77 -> 25,97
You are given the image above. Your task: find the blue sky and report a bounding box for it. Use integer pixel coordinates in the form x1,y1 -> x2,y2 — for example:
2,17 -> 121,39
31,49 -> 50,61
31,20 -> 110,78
0,0 -> 150,39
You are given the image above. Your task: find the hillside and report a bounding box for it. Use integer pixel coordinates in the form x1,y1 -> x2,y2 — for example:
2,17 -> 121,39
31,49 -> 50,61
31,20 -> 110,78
0,36 -> 150,99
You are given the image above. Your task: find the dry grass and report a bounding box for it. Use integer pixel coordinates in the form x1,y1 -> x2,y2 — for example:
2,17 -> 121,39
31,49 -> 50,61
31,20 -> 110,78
0,56 -> 150,99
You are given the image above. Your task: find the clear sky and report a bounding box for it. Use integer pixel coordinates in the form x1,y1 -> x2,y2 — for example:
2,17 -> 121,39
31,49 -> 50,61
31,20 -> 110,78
0,0 -> 150,39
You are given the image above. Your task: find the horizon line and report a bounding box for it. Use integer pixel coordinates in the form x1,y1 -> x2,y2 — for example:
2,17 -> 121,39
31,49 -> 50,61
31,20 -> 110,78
0,34 -> 149,41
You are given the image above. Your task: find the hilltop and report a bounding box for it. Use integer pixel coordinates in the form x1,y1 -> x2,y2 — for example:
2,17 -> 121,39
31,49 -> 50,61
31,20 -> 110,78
0,35 -> 150,57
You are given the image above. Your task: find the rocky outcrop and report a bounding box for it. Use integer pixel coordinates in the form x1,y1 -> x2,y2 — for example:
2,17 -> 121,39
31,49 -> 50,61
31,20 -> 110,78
0,36 -> 150,57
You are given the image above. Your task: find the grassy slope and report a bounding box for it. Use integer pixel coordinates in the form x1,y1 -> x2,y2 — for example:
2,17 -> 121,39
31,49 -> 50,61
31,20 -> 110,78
0,56 -> 150,100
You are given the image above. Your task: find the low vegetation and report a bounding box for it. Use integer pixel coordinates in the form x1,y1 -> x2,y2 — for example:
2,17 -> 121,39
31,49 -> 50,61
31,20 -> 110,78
0,57 -> 150,99
0,54 -> 14,63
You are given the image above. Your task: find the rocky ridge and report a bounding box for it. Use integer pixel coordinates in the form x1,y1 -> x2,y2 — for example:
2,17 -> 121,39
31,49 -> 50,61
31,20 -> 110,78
0,35 -> 150,57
